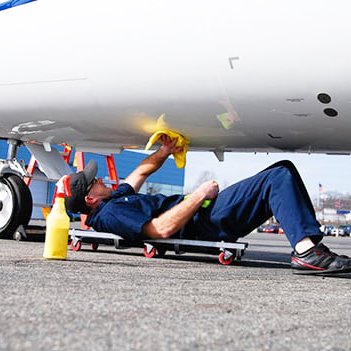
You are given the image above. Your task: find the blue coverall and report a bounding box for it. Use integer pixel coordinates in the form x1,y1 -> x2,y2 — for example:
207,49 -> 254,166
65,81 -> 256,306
86,160 -> 323,248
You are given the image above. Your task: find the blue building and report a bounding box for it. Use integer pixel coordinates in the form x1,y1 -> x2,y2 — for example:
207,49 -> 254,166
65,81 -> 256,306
0,141 -> 184,219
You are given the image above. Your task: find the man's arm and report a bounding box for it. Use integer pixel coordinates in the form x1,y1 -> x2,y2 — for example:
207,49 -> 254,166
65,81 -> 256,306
125,135 -> 182,193
143,180 -> 219,239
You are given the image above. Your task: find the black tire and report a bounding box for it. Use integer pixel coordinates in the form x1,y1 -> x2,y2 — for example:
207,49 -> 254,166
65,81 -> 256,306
7,174 -> 33,227
0,174 -> 32,239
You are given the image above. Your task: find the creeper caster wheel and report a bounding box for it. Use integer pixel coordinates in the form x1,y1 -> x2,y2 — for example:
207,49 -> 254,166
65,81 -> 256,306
70,240 -> 82,252
144,244 -> 157,258
219,251 -> 234,265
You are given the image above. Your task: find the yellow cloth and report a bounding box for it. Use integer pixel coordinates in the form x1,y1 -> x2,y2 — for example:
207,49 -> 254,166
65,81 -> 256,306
145,129 -> 189,168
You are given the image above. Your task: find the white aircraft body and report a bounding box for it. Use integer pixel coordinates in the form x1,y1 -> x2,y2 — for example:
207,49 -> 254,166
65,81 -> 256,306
0,0 -> 350,238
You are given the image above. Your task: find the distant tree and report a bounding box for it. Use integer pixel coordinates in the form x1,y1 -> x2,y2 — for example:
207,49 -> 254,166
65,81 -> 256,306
186,170 -> 218,193
146,183 -> 161,195
319,193 -> 351,210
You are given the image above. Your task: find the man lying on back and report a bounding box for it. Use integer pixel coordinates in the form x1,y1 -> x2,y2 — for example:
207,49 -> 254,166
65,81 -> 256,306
65,135 -> 351,273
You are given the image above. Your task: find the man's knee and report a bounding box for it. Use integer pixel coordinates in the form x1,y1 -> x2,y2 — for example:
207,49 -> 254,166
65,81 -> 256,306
271,160 -> 295,170
269,165 -> 292,179
266,160 -> 299,176
264,164 -> 297,187
280,161 -> 302,181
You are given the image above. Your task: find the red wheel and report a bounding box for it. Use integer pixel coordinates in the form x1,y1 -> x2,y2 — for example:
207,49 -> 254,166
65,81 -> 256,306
70,240 -> 82,252
144,245 -> 157,258
219,251 -> 234,265
91,242 -> 99,251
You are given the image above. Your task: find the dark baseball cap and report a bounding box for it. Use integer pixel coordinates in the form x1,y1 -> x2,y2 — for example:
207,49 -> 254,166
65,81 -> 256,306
65,160 -> 97,214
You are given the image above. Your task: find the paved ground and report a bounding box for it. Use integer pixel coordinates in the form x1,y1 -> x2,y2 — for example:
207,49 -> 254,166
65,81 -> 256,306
1,232 -> 351,351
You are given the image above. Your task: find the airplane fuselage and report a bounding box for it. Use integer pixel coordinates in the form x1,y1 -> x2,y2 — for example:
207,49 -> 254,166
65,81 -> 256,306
0,0 -> 350,155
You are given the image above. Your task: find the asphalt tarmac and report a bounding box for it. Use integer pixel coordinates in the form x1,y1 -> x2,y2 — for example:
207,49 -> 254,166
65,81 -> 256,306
1,232 -> 351,351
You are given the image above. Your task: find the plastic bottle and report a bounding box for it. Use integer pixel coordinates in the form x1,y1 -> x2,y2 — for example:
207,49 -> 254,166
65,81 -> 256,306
43,175 -> 71,260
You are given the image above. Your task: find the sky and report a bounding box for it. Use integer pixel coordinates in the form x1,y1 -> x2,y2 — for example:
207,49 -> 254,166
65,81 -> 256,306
183,152 -> 351,201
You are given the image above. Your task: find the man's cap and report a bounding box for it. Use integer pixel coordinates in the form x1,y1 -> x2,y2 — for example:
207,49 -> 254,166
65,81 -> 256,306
64,160 -> 97,214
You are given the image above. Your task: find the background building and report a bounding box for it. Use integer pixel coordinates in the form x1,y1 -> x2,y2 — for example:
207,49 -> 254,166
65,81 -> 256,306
0,141 -> 184,219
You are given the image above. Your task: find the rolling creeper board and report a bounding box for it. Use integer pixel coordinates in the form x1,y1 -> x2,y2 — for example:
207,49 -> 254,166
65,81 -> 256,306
68,229 -> 248,266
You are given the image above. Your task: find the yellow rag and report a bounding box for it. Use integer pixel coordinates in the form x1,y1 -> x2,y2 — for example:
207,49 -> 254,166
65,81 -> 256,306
145,130 -> 189,168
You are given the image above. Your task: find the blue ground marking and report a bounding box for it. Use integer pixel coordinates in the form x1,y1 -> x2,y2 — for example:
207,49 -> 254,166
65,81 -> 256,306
0,0 -> 37,12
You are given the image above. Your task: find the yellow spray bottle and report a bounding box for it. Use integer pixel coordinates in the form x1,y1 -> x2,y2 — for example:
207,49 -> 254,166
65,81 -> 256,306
43,175 -> 71,260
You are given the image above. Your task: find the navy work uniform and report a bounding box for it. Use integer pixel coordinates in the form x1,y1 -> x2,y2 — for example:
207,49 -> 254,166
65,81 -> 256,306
86,161 -> 323,248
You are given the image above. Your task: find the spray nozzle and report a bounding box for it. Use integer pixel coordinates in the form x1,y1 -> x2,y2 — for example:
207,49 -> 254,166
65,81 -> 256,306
55,175 -> 71,199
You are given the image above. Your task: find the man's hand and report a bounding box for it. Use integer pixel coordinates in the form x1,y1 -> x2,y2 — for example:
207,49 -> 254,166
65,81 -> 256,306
194,180 -> 219,199
143,179 -> 219,239
125,134 -> 183,193
158,134 -> 183,156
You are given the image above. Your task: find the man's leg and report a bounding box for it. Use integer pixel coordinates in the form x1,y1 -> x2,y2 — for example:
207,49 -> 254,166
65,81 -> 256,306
260,160 -> 320,252
195,160 -> 322,246
262,160 -> 316,216
194,160 -> 351,271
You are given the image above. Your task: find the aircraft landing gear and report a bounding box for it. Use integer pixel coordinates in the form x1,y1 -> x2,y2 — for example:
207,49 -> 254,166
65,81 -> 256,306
0,140 -> 33,239
0,172 -> 33,240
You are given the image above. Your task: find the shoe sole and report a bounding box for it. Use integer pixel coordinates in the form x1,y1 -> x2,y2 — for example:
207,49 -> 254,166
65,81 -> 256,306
293,267 -> 351,276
